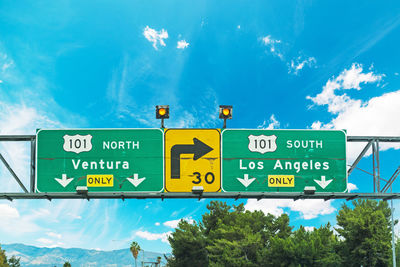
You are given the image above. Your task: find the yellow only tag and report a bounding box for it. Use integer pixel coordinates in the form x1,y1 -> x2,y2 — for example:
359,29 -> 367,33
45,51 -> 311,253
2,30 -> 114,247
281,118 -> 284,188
268,175 -> 295,187
87,174 -> 114,187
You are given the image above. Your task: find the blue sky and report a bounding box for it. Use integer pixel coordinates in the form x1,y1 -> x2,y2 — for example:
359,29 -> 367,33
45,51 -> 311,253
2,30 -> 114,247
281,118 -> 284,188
1,0 -> 400,254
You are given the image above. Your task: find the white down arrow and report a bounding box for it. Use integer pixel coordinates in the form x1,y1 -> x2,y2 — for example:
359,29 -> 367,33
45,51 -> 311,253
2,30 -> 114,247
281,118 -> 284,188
127,173 -> 146,187
54,174 -> 74,188
237,174 -> 256,188
314,175 -> 333,189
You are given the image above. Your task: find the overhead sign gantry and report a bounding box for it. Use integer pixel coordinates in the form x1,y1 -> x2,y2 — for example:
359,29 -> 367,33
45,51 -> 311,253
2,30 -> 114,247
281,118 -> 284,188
0,105 -> 399,200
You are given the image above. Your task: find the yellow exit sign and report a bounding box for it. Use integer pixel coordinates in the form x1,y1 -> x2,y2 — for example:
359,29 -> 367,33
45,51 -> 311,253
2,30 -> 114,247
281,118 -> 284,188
165,129 -> 221,192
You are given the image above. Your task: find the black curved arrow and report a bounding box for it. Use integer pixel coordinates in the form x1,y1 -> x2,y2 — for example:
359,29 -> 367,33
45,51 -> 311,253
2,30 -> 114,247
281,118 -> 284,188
171,138 -> 213,179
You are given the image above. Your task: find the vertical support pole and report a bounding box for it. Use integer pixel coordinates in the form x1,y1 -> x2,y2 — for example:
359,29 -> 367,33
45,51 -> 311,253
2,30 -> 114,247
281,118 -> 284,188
30,138 -> 36,192
161,118 -> 165,128
391,197 -> 396,267
376,140 -> 380,192
372,140 -> 376,193
223,118 -> 227,129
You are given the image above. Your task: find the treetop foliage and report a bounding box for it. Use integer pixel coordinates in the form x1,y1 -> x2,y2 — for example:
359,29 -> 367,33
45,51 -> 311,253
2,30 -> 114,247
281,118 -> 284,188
336,199 -> 395,266
0,245 -> 20,267
167,200 -> 397,267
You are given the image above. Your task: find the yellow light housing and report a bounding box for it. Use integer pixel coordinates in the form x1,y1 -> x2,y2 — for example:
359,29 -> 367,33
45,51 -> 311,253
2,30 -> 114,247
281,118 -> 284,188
219,105 -> 232,119
156,105 -> 169,119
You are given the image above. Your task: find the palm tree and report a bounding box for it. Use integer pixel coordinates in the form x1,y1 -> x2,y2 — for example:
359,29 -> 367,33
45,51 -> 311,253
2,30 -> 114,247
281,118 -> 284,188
130,241 -> 141,267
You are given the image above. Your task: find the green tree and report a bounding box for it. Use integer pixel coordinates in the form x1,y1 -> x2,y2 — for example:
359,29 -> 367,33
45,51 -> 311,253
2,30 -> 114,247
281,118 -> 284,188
0,244 -> 9,267
7,256 -> 20,267
262,224 -> 341,267
167,201 -> 292,267
204,202 -> 292,267
336,199 -> 394,267
167,220 -> 208,267
63,262 -> 71,267
395,238 -> 400,266
167,200 -> 398,266
130,241 -> 141,267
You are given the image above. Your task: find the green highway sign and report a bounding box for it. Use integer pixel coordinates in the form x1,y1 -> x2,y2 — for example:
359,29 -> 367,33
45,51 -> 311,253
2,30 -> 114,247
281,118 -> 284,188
221,129 -> 347,192
36,129 -> 164,193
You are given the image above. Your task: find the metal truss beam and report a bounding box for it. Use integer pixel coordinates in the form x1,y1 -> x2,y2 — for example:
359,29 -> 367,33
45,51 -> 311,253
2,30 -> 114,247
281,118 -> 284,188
382,166 -> 400,193
0,135 -> 35,141
0,152 -> 28,193
1,192 -> 400,200
347,136 -> 400,142
347,140 -> 373,176
347,136 -> 400,193
0,134 -> 400,199
0,135 -> 34,193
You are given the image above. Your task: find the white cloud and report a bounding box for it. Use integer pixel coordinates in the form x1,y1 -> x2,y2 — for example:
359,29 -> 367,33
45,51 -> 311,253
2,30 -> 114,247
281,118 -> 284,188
260,36 -> 316,75
288,56 -> 316,75
170,207 -> 186,218
0,204 -> 20,219
163,218 -> 195,229
66,213 -> 82,220
155,222 -> 160,226
304,226 -> 315,232
163,219 -> 181,228
135,230 -> 172,243
245,199 -> 336,220
36,238 -> 54,245
0,102 -> 59,135
46,232 -> 62,239
287,199 -> 336,219
0,203 -> 42,234
36,238 -> 64,248
33,208 -> 51,217
177,40 -> 189,49
2,62 -> 13,71
245,199 -> 285,217
261,35 -> 283,59
143,26 -> 168,50
308,63 -> 400,161
307,63 -> 383,114
237,25 -> 241,29
347,183 -> 358,192
257,114 -> 280,129
0,53 -> 13,72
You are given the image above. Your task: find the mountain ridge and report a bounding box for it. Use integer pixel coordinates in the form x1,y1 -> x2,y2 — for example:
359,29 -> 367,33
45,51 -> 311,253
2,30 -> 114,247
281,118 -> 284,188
2,243 -> 167,267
